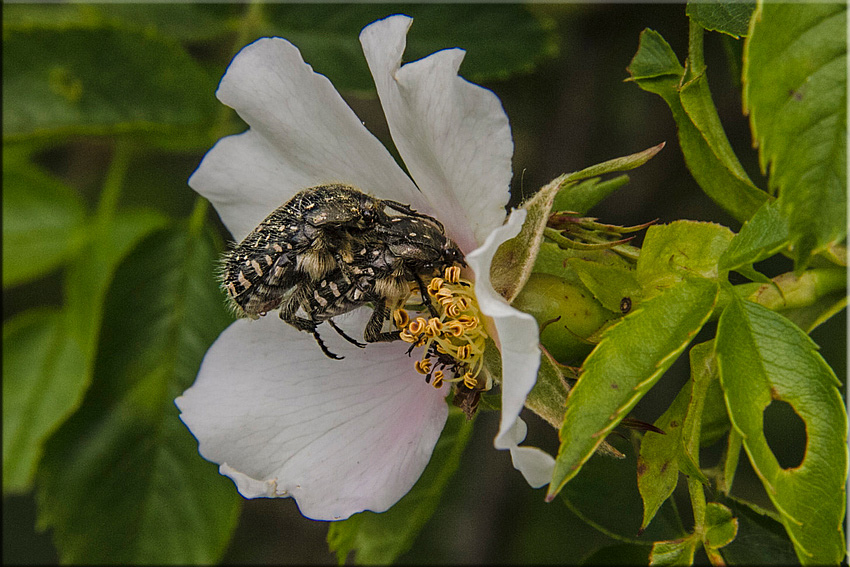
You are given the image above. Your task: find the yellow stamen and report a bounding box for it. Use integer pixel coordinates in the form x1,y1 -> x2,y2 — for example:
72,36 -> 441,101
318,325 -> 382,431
408,317 -> 427,335
393,309 -> 409,328
444,266 -> 461,283
432,371 -> 444,388
425,317 -> 443,336
444,321 -> 466,337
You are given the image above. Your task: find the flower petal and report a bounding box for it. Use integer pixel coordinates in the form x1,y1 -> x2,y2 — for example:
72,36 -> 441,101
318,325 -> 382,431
465,209 -> 548,484
360,16 -> 513,252
503,418 -> 555,488
176,310 -> 449,521
190,36 -> 423,241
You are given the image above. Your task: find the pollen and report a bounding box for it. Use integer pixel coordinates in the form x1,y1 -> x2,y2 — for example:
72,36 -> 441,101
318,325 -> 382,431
395,268 -> 490,397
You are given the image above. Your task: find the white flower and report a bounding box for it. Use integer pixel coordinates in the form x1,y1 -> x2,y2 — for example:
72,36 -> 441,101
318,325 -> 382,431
176,15 -> 553,521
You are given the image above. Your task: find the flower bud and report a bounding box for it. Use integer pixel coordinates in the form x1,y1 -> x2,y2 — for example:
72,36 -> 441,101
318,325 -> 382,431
512,272 -> 619,364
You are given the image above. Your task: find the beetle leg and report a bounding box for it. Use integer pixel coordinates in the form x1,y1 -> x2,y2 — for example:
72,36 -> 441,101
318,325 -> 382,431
327,318 -> 366,348
364,299 -> 401,343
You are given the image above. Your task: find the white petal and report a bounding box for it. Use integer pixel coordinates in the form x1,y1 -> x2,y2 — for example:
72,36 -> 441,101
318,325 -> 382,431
465,210 -> 545,469
361,16 -> 513,252
503,418 -> 555,488
176,310 -> 448,521
190,36 -> 423,241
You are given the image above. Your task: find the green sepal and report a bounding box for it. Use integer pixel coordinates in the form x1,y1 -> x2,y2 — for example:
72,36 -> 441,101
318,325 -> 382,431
524,347 -> 573,429
551,175 -> 630,216
495,144 -> 663,303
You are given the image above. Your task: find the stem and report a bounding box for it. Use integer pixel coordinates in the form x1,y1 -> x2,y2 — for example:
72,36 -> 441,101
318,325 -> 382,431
712,268 -> 847,322
560,495 -> 653,546
96,140 -> 132,228
687,19 -> 706,78
188,197 -> 210,237
745,269 -> 846,311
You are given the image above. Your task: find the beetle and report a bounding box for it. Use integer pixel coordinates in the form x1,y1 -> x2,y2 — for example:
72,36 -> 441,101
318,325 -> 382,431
219,184 -> 464,358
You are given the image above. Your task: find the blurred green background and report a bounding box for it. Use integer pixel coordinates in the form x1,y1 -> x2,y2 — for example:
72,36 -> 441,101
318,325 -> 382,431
3,3 -> 844,564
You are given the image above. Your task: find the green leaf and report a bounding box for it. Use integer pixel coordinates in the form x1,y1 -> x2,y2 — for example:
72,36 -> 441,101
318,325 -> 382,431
637,380 -> 689,530
719,429 -> 743,495
3,208 -> 165,495
2,161 -> 87,287
626,29 -> 684,79
743,3 -> 847,267
37,226 -> 240,563
649,537 -> 698,566
637,221 -> 735,293
699,374 -> 731,448
719,200 -> 790,272
716,296 -> 847,564
3,309 -> 87,494
627,30 -> 769,223
638,341 -> 717,530
63,209 -> 168,354
262,5 -> 557,93
704,502 -> 738,550
548,278 -> 719,497
327,408 -> 474,565
687,1 -> 756,39
3,27 -> 216,140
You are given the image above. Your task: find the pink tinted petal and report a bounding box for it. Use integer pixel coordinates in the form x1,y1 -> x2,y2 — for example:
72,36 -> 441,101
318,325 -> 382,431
464,210 -> 543,455
176,311 -> 448,521
360,16 -> 512,252
190,36 -> 422,241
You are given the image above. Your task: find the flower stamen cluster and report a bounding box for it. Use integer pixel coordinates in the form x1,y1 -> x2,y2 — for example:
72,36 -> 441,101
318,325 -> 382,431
396,267 -> 489,394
